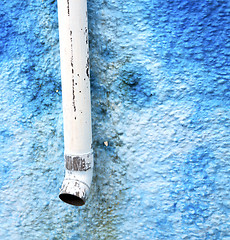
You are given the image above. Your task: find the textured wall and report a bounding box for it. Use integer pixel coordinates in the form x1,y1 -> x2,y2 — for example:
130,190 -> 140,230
0,0 -> 230,239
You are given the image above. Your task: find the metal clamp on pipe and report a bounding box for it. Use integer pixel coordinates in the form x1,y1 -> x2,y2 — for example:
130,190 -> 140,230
57,0 -> 93,206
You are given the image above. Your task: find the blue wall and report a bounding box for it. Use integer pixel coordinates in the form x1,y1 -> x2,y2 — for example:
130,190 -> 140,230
0,0 -> 230,239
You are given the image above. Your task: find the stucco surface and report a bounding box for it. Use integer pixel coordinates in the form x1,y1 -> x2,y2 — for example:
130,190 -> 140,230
0,0 -> 230,239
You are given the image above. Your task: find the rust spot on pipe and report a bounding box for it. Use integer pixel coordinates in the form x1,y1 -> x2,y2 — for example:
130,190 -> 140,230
86,57 -> 90,77
67,0 -> 70,16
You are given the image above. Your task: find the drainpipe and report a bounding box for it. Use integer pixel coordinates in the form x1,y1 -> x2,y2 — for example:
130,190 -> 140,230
57,0 -> 93,206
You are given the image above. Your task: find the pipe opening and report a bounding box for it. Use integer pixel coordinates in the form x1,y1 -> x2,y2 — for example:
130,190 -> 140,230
59,193 -> 85,206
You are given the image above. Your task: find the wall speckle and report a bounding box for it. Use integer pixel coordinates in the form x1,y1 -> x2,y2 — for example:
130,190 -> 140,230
0,0 -> 229,239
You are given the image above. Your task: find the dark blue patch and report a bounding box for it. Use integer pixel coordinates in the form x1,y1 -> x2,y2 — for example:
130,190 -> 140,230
118,63 -> 156,107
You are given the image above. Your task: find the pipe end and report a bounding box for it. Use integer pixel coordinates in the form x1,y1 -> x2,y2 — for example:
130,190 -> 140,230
59,178 -> 90,206
59,193 -> 85,206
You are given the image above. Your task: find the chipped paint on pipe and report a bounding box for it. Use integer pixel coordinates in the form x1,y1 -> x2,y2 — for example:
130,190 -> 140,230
57,0 -> 93,206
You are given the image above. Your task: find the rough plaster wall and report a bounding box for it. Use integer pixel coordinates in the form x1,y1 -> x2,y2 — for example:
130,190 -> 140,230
0,0 -> 230,239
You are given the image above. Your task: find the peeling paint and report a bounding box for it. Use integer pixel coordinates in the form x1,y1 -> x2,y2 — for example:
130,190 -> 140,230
65,154 -> 92,171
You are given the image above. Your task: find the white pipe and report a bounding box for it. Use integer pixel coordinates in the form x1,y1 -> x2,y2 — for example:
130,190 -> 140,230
57,0 -> 93,206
